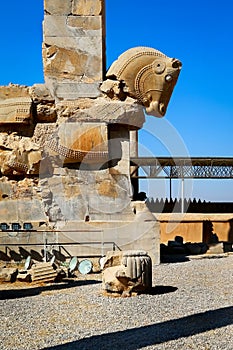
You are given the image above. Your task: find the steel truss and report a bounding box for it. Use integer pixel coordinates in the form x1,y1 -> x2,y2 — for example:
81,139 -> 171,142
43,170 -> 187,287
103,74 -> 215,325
130,157 -> 233,179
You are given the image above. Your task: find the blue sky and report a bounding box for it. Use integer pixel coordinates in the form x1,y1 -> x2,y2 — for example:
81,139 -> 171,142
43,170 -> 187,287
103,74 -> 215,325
0,0 -> 232,201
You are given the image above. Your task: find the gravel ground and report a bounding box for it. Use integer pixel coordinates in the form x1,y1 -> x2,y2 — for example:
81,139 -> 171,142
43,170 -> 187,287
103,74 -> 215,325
0,254 -> 233,350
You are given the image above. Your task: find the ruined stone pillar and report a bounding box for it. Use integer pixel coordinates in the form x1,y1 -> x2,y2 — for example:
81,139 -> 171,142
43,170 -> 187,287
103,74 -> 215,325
0,0 -> 183,265
43,0 -> 105,101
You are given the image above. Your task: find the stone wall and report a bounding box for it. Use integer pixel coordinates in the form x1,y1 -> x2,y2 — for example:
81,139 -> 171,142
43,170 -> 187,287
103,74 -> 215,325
0,0 -> 190,264
43,0 -> 105,101
157,213 -> 233,244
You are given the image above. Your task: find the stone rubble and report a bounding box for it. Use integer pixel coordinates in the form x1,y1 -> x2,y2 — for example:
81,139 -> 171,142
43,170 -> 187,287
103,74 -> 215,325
0,254 -> 233,349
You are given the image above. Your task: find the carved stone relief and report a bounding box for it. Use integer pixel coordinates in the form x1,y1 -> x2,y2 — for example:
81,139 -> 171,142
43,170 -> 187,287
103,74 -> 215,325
46,122 -> 109,164
0,97 -> 32,124
102,46 -> 182,117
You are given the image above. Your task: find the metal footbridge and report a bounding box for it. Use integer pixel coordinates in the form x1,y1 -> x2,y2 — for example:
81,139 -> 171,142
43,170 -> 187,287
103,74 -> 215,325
130,157 -> 233,179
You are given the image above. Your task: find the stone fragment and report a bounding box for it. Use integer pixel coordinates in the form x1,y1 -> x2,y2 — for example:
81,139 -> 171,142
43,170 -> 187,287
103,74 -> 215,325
0,267 -> 18,282
47,122 -> 108,164
27,151 -> 42,174
0,134 -> 42,176
67,16 -> 102,31
43,45 -> 101,81
0,84 -> 29,99
102,250 -> 152,295
30,262 -> 57,283
72,0 -> 103,15
206,243 -> 228,254
29,84 -> 56,121
29,84 -> 55,104
61,98 -> 145,128
51,82 -> 102,100
102,251 -> 124,268
17,270 -> 32,282
0,97 -> 32,124
102,265 -> 129,293
0,198 -> 47,222
44,0 -> 72,15
36,104 -> 57,122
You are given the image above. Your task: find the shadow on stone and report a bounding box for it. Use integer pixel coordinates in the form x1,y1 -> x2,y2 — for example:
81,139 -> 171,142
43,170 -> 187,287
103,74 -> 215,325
0,251 -> 11,261
30,250 -> 43,262
9,250 -> 22,262
52,249 -> 66,262
19,247 -> 31,259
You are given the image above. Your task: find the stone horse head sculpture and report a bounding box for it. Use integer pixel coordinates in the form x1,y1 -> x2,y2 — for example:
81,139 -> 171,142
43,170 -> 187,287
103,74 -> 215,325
104,47 -> 182,117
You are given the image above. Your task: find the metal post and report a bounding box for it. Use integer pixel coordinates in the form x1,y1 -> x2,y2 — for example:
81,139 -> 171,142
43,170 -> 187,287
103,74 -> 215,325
169,177 -> 172,201
181,178 -> 184,213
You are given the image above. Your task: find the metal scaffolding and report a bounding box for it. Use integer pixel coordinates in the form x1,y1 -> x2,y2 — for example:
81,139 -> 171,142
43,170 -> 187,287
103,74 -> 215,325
130,157 -> 233,213
130,157 -> 233,179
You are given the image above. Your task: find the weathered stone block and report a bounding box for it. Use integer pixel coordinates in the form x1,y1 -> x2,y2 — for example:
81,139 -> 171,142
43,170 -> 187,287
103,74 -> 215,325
31,262 -> 57,283
29,84 -> 54,103
0,85 -> 29,99
17,270 -> 32,282
49,82 -> 102,100
44,36 -> 102,57
102,251 -> 152,296
67,16 -> 102,31
57,122 -> 108,153
0,199 -> 47,222
206,243 -> 226,254
43,15 -> 102,38
46,121 -> 108,166
43,46 -> 102,81
43,15 -> 68,37
44,0 -> 72,15
85,98 -> 145,128
42,10 -> 104,99
43,46 -> 88,79
0,97 -> 32,124
72,0 -> 103,15
0,267 -> 18,282
102,251 -> 125,268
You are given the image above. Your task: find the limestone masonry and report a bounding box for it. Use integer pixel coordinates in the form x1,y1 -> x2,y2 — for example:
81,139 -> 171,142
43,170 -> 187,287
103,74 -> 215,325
0,0 -> 182,264
43,0 -> 104,100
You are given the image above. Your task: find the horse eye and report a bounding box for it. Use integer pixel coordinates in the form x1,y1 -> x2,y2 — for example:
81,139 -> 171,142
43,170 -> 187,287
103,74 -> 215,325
154,61 -> 166,74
